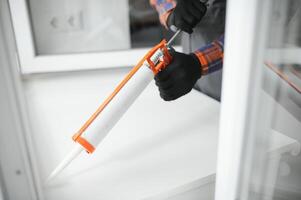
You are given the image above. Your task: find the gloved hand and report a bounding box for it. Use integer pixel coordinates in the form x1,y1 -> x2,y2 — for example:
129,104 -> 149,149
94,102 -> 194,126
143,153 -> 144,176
155,50 -> 201,101
167,0 -> 207,33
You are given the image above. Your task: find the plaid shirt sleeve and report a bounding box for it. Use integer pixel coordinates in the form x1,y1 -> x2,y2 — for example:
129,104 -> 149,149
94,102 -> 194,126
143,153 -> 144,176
150,0 -> 177,28
194,35 -> 224,75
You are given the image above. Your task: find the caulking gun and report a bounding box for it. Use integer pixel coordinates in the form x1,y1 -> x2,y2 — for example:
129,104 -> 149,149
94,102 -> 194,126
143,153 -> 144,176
46,30 -> 182,183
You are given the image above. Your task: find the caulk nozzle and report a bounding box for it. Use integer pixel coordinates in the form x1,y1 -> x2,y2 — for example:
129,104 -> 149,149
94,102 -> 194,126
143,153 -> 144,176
45,145 -> 83,185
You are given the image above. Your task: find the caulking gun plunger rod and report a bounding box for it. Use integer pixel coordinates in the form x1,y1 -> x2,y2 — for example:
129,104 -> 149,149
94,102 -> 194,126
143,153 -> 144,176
45,30 -> 182,184
167,30 -> 181,47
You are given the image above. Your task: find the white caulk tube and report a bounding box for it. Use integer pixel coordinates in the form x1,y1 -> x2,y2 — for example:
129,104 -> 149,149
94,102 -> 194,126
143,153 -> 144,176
79,64 -> 154,150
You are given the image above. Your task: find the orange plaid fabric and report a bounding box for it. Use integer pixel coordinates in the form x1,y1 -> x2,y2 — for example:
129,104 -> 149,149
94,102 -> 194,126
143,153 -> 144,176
150,0 -> 176,28
194,35 -> 224,75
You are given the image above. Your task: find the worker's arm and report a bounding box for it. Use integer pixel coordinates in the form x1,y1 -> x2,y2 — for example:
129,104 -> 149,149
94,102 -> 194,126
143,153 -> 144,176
155,35 -> 224,101
150,0 -> 207,33
194,35 -> 224,75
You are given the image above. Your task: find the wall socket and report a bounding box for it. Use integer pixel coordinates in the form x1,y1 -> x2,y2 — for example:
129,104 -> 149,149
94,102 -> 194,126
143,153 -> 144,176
49,11 -> 83,33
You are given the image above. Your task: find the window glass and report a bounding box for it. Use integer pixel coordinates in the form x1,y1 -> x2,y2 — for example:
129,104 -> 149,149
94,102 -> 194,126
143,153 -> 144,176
27,0 -> 179,55
237,1 -> 301,199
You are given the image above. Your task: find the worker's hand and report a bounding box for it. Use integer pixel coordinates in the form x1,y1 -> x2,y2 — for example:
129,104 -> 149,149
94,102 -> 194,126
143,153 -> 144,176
155,50 -> 201,101
167,0 -> 207,33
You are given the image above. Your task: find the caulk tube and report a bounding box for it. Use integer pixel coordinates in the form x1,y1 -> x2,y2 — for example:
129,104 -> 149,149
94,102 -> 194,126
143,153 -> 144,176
73,50 -> 164,154
78,65 -> 153,151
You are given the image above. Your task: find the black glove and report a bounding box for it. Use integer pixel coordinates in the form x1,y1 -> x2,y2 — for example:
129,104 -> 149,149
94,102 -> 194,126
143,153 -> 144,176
155,50 -> 201,101
167,0 -> 207,33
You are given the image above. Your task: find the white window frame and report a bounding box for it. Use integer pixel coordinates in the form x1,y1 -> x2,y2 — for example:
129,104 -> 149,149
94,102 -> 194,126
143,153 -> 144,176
8,0 -> 181,74
0,0 -> 41,199
215,0 -> 273,199
0,181 -> 3,200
